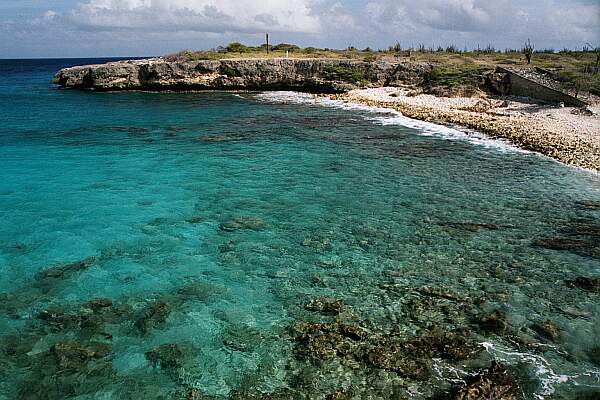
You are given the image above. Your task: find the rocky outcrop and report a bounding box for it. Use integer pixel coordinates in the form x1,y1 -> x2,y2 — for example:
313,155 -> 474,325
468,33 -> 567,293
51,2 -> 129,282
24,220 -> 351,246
52,58 -> 432,92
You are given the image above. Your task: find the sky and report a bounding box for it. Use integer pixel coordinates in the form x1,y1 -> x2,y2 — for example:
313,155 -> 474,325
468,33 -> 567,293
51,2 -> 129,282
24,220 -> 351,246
1,0 -> 598,58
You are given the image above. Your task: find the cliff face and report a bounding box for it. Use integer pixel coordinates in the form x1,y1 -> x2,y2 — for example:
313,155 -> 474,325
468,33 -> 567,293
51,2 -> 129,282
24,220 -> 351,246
51,58 -> 433,92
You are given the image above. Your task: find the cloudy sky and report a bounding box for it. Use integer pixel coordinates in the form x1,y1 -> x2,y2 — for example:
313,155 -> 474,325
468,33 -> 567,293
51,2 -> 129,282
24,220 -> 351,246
1,0 -> 598,58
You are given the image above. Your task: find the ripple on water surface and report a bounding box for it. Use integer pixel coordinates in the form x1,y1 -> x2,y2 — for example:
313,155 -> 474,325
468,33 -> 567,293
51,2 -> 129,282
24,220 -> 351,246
1,72 -> 600,399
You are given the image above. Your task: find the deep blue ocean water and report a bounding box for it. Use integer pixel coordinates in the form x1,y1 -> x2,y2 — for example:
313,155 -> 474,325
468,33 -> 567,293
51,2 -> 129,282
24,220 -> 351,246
0,59 -> 599,399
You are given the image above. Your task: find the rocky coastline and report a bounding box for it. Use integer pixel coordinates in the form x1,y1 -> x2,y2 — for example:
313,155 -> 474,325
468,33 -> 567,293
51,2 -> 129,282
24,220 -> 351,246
51,58 -> 431,92
52,58 -> 599,171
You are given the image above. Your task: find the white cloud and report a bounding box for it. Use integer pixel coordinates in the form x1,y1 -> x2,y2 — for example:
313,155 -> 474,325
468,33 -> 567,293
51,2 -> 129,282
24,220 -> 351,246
48,0 -> 322,33
2,0 -> 598,57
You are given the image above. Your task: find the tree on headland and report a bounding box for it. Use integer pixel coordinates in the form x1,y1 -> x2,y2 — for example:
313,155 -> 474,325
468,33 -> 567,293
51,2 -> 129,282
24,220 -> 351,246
226,42 -> 249,54
523,39 -> 534,64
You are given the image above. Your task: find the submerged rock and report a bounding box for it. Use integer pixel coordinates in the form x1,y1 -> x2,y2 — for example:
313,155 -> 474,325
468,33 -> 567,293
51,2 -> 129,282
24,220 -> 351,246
446,222 -> 500,232
364,329 -> 478,379
196,132 -> 252,142
292,319 -> 478,381
301,236 -> 333,251
292,321 -> 367,360
219,216 -> 266,232
0,292 -> 27,319
50,341 -> 111,370
34,256 -> 96,281
15,340 -> 114,400
145,343 -> 184,369
576,201 -> 600,210
533,237 -> 592,251
533,217 -> 600,258
36,298 -> 131,335
588,346 -> 600,367
177,281 -> 224,302
305,297 -> 345,316
452,361 -> 518,400
134,300 -> 171,334
88,298 -> 113,311
476,310 -> 508,335
566,276 -> 600,293
222,324 -> 265,352
531,321 -> 562,342
186,216 -> 204,224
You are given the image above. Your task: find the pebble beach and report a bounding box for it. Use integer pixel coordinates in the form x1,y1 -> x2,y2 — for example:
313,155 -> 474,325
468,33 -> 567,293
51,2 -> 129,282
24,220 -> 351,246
335,87 -> 600,172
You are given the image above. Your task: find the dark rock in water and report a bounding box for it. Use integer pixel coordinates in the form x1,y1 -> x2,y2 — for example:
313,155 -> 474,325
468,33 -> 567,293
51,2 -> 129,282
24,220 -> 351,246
416,286 -> 468,302
177,281 -> 224,302
50,341 -> 111,370
38,305 -> 85,329
35,256 -> 96,281
134,301 -> 171,334
0,334 -> 39,361
219,216 -> 266,232
145,343 -> 184,369
228,388 -> 298,400
362,337 -> 432,379
533,217 -> 600,258
218,240 -> 236,253
567,389 -> 600,400
476,310 -> 508,334
292,319 -> 478,381
222,324 -> 265,352
301,236 -> 333,251
88,298 -> 113,311
564,217 -> 600,237
36,298 -> 130,336
326,390 -> 352,400
566,277 -> 600,293
0,292 -> 25,319
363,329 -> 477,379
452,361 -> 518,400
534,237 -> 592,251
576,201 -> 600,210
16,340 -> 114,400
587,346 -> 600,367
446,222 -> 500,232
292,321 -> 367,360
305,297 -> 345,316
196,132 -> 252,142
531,321 -> 562,342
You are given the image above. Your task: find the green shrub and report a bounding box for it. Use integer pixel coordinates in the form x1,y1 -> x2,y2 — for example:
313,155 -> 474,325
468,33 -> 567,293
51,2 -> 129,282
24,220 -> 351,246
220,65 -> 240,78
323,65 -> 365,83
428,64 -> 489,88
226,42 -> 250,53
271,43 -> 301,52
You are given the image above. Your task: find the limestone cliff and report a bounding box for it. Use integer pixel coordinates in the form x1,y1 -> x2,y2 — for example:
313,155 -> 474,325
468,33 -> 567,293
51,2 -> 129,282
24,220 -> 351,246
52,58 -> 432,92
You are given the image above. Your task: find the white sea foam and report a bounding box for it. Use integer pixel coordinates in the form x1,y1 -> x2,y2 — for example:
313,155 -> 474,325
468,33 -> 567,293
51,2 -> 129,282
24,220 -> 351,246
252,91 -> 529,154
480,341 -> 600,399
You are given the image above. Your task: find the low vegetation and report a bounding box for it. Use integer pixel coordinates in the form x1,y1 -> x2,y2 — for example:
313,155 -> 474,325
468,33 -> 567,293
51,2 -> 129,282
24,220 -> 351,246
164,41 -> 600,96
219,65 -> 240,78
428,63 -> 491,88
322,65 -> 364,83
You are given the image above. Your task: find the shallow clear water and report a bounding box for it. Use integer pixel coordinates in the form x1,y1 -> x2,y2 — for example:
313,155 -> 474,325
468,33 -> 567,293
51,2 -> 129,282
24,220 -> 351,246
1,59 -> 599,399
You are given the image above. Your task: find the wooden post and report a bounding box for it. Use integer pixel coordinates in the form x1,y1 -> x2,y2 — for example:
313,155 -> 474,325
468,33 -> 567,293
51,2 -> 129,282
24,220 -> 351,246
266,33 -> 269,54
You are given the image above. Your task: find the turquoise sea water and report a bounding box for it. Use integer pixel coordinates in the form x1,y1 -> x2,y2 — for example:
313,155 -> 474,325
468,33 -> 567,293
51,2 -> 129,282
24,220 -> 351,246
0,59 -> 599,399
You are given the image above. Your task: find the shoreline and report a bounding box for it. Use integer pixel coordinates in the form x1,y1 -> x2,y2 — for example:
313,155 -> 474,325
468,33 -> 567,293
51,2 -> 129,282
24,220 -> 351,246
332,88 -> 600,172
